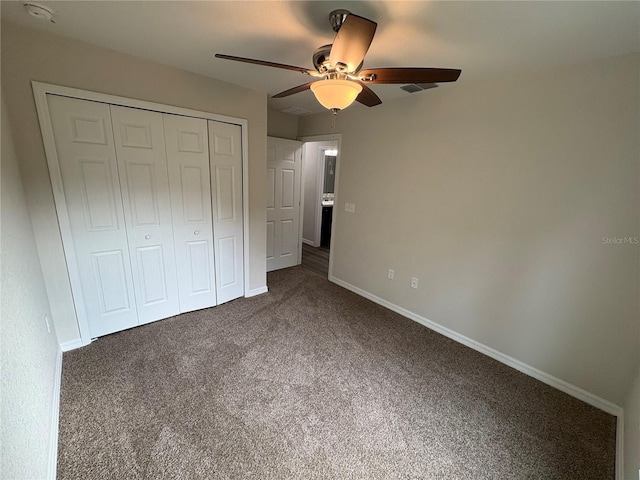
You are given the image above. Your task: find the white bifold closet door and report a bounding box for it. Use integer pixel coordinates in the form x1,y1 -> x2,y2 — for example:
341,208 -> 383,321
47,96 -> 139,337
46,94 -> 244,339
110,105 -> 181,325
208,120 -> 244,304
163,114 -> 217,312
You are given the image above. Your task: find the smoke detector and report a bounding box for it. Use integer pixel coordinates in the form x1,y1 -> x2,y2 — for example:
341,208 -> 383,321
24,3 -> 56,23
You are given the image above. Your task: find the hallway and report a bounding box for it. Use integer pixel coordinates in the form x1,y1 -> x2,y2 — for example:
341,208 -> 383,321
300,243 -> 329,278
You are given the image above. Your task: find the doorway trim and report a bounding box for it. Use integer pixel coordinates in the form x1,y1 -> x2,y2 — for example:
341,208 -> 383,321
314,144 -> 336,248
298,134 -> 342,279
32,81 -> 251,348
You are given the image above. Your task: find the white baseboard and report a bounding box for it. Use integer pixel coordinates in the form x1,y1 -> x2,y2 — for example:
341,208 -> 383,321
60,339 -> 83,352
616,413 -> 624,480
330,275 -> 625,479
246,286 -> 268,297
302,238 -> 316,247
48,347 -> 62,479
329,275 -> 623,417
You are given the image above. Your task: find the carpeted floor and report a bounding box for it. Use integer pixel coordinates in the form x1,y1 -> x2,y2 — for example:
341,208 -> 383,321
58,267 -> 616,479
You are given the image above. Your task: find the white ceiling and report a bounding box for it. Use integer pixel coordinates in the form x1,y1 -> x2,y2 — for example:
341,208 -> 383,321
2,1 -> 639,114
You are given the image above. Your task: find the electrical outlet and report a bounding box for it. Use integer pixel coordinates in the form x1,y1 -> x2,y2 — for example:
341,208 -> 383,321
411,277 -> 419,289
45,315 -> 51,333
388,269 -> 395,280
344,202 -> 355,213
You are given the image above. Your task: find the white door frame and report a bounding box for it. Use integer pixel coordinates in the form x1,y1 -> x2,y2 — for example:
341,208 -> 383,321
32,81 -> 251,347
298,134 -> 342,279
313,144 -> 338,247
300,141 -> 338,247
299,142 -> 315,247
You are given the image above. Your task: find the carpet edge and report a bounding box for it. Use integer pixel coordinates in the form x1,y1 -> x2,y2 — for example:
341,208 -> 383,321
330,274 -> 625,478
328,275 -> 624,416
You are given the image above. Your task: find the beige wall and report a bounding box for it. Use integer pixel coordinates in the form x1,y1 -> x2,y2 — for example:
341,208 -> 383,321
299,53 -> 640,406
625,365 -> 640,479
1,96 -> 61,479
267,109 -> 299,140
1,21 -> 268,344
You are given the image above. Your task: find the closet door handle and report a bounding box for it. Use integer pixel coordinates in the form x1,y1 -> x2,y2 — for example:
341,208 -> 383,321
194,230 -> 200,236
144,234 -> 151,240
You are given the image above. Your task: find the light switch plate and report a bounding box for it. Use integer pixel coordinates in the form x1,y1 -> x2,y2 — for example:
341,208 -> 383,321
345,202 -> 355,213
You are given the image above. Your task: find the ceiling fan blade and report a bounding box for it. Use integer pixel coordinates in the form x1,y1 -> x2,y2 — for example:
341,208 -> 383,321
356,83 -> 382,107
359,68 -> 462,84
215,54 -> 312,74
329,14 -> 377,73
272,82 -> 314,98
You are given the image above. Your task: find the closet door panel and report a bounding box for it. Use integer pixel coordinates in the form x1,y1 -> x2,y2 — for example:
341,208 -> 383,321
164,114 -> 216,313
46,95 -> 138,338
91,250 -> 131,313
209,121 -> 244,303
126,162 -> 160,226
186,241 -> 212,292
110,105 -> 180,324
135,245 -> 170,305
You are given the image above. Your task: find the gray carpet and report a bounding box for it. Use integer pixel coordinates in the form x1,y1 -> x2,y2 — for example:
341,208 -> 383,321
58,266 -> 616,479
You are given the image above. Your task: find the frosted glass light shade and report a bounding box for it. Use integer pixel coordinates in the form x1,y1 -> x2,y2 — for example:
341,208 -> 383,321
310,79 -> 363,110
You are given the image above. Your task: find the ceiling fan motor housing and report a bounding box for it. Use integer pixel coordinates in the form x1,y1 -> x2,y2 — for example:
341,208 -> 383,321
312,44 -> 364,75
312,45 -> 333,73
329,9 -> 351,32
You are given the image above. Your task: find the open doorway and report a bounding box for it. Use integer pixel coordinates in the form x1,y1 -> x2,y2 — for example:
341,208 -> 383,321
300,136 -> 340,278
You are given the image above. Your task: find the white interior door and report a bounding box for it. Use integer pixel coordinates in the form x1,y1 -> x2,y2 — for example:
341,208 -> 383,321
266,136 -> 302,272
110,105 -> 180,324
208,120 -> 244,304
164,114 -> 216,313
47,95 -> 138,338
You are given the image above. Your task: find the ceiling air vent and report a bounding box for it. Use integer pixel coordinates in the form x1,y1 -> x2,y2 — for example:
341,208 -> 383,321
281,106 -> 311,116
400,83 -> 438,93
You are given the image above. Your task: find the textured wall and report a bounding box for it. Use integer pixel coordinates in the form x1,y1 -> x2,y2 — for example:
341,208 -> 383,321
299,53 -> 640,406
267,109 -> 299,140
1,96 -> 61,479
1,20 -> 268,345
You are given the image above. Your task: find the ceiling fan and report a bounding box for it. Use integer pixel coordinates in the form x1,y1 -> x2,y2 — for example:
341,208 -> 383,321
215,9 -> 461,113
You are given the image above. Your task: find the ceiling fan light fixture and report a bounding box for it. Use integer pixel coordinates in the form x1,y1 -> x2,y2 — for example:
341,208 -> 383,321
310,79 -> 362,111
216,9 -> 461,110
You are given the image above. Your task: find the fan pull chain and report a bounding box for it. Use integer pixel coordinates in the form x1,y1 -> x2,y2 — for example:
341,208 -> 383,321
330,108 -> 338,138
